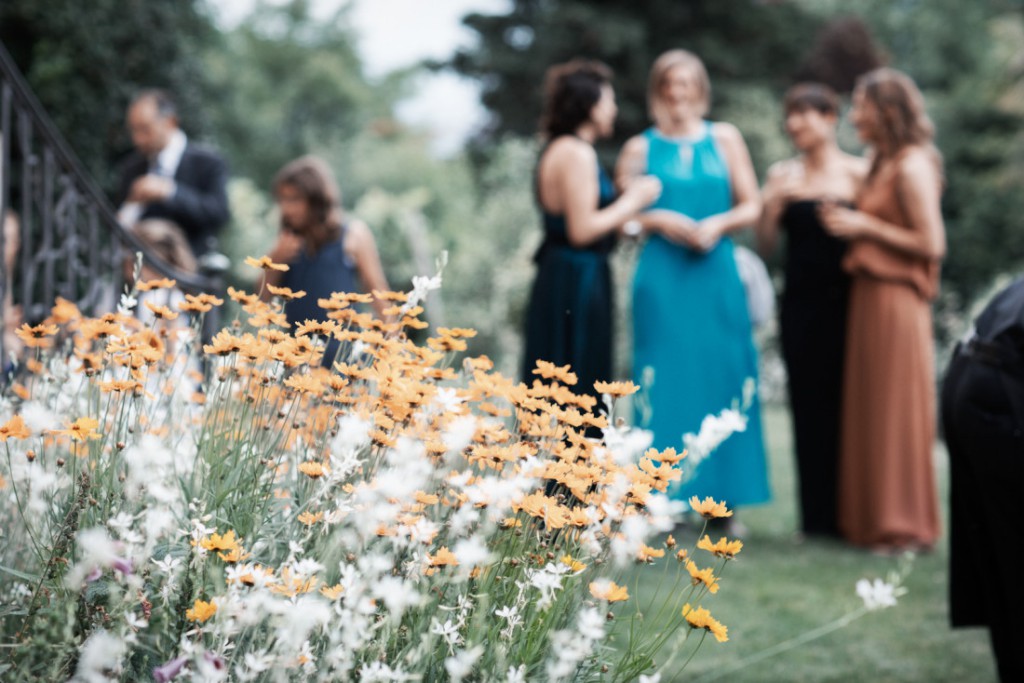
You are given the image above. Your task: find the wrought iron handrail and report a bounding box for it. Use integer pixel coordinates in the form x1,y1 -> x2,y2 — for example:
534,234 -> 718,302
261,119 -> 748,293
0,40 -> 225,362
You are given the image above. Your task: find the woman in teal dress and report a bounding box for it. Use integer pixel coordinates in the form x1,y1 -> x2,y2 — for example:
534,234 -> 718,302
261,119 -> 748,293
617,50 -> 770,517
522,59 -> 661,401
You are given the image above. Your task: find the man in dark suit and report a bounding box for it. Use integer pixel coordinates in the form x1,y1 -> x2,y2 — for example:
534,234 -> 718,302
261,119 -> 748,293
116,89 -> 230,259
942,276 -> 1024,683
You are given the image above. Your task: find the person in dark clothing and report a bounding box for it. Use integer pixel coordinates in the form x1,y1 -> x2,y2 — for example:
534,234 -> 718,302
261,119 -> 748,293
941,275 -> 1024,683
116,89 -> 230,259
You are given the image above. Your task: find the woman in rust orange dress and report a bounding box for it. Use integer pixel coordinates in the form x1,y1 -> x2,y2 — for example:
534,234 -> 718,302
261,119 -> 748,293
820,68 -> 945,552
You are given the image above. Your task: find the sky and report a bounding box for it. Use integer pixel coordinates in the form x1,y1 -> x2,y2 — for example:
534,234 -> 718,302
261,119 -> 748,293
212,0 -> 511,155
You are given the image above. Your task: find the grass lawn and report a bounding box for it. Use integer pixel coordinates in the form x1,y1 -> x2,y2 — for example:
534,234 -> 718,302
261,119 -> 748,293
619,404 -> 998,683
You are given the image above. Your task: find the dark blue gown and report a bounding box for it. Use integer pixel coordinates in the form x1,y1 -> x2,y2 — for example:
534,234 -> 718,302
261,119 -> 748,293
280,224 -> 358,366
522,155 -> 617,401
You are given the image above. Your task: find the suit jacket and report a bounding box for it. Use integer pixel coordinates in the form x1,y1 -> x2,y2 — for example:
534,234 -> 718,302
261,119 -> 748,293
117,142 -> 230,257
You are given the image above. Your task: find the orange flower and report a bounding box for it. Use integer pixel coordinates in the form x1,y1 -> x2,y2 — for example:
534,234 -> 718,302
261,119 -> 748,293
689,495 -> 732,519
593,380 -> 639,397
697,535 -> 743,560
144,301 -> 179,321
320,583 -> 344,600
267,284 -> 306,301
136,277 -> 176,292
436,327 -> 477,339
186,599 -> 217,623
427,546 -> 459,567
682,604 -> 728,642
685,559 -> 720,594
637,544 -> 666,562
298,461 -> 329,478
15,322 -> 59,348
532,360 -> 578,386
203,330 -> 244,356
244,255 -> 289,271
0,415 -> 31,441
646,447 -> 686,465
178,292 -> 224,313
98,379 -> 143,394
49,297 -> 82,324
560,555 -> 586,572
53,417 -> 102,442
589,580 -> 629,602
297,510 -> 324,526
227,286 -> 260,305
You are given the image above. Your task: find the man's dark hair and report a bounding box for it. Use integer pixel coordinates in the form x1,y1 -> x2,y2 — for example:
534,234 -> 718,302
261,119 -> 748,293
131,89 -> 178,120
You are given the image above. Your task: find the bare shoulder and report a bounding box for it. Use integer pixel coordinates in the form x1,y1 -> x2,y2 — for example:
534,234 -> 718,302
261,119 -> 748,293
766,157 -> 800,181
344,218 -> 374,250
896,146 -> 942,185
545,135 -> 596,166
710,121 -> 745,146
619,134 -> 649,158
842,153 -> 870,178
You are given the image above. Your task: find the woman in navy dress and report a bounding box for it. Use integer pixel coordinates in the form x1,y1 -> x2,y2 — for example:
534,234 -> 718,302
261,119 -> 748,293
757,83 -> 867,538
522,60 -> 661,400
262,156 -> 390,365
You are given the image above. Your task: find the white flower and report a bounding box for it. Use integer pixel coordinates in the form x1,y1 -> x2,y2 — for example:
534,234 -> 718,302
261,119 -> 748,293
73,630 -> 126,683
118,292 -> 138,314
577,607 -> 604,641
639,674 -> 662,683
430,617 -> 463,652
406,273 -> 443,309
433,387 -> 466,414
452,536 -> 491,570
445,645 -> 484,683
683,407 -> 748,465
507,664 -> 527,683
20,400 -> 59,432
372,576 -> 423,619
856,578 -> 899,610
527,563 -> 569,609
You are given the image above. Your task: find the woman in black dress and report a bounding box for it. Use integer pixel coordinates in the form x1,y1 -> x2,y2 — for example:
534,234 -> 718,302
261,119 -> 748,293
521,60 -> 660,400
757,84 -> 867,537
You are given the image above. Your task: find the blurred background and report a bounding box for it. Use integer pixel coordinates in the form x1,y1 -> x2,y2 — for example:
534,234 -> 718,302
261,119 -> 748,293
3,0 -> 1023,377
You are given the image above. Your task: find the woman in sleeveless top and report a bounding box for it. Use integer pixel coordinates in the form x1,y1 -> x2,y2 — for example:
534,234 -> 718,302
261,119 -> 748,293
616,50 -> 770,520
522,60 -> 661,400
820,68 -> 945,552
263,156 -> 390,366
757,84 -> 867,538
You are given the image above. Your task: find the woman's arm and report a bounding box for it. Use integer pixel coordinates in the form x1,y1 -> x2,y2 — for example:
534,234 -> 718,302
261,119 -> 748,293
695,122 -> 762,252
347,219 -> 391,318
614,135 -> 700,247
547,138 -> 660,247
756,159 -> 801,257
820,150 -> 945,260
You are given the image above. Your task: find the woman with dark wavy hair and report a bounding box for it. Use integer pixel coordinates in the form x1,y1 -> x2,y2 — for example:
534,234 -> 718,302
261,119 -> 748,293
820,68 -> 945,552
262,155 -> 390,363
521,59 -> 661,399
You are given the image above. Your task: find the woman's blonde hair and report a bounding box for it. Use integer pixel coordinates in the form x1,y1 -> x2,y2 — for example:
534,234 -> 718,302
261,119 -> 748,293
132,219 -> 197,275
648,49 -> 711,124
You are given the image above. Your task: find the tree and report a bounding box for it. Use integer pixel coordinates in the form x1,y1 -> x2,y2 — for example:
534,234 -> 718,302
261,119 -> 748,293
0,0 -> 215,189
449,0 -> 821,166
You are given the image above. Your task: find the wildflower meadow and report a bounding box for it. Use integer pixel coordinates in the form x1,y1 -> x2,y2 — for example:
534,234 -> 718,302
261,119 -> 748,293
0,258 -> 766,682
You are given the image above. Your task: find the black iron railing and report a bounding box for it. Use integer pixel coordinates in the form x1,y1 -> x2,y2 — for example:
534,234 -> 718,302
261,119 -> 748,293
0,41 -> 225,362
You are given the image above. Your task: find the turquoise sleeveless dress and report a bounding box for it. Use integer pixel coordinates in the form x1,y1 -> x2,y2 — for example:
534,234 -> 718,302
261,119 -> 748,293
522,152 -> 617,402
633,123 -> 770,507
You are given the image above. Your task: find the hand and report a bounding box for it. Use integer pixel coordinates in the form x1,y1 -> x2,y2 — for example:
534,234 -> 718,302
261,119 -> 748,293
818,202 -> 873,240
693,215 -> 727,253
128,174 -> 175,203
765,161 -> 802,206
650,210 -> 701,249
622,175 -> 662,211
268,230 -> 304,264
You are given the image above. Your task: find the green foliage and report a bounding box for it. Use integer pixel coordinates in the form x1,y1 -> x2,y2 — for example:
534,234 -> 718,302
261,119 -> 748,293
0,0 -> 215,188
450,0 -> 820,161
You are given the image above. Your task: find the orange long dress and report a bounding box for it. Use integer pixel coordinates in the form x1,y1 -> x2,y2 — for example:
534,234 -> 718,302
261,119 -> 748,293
836,153 -> 942,549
